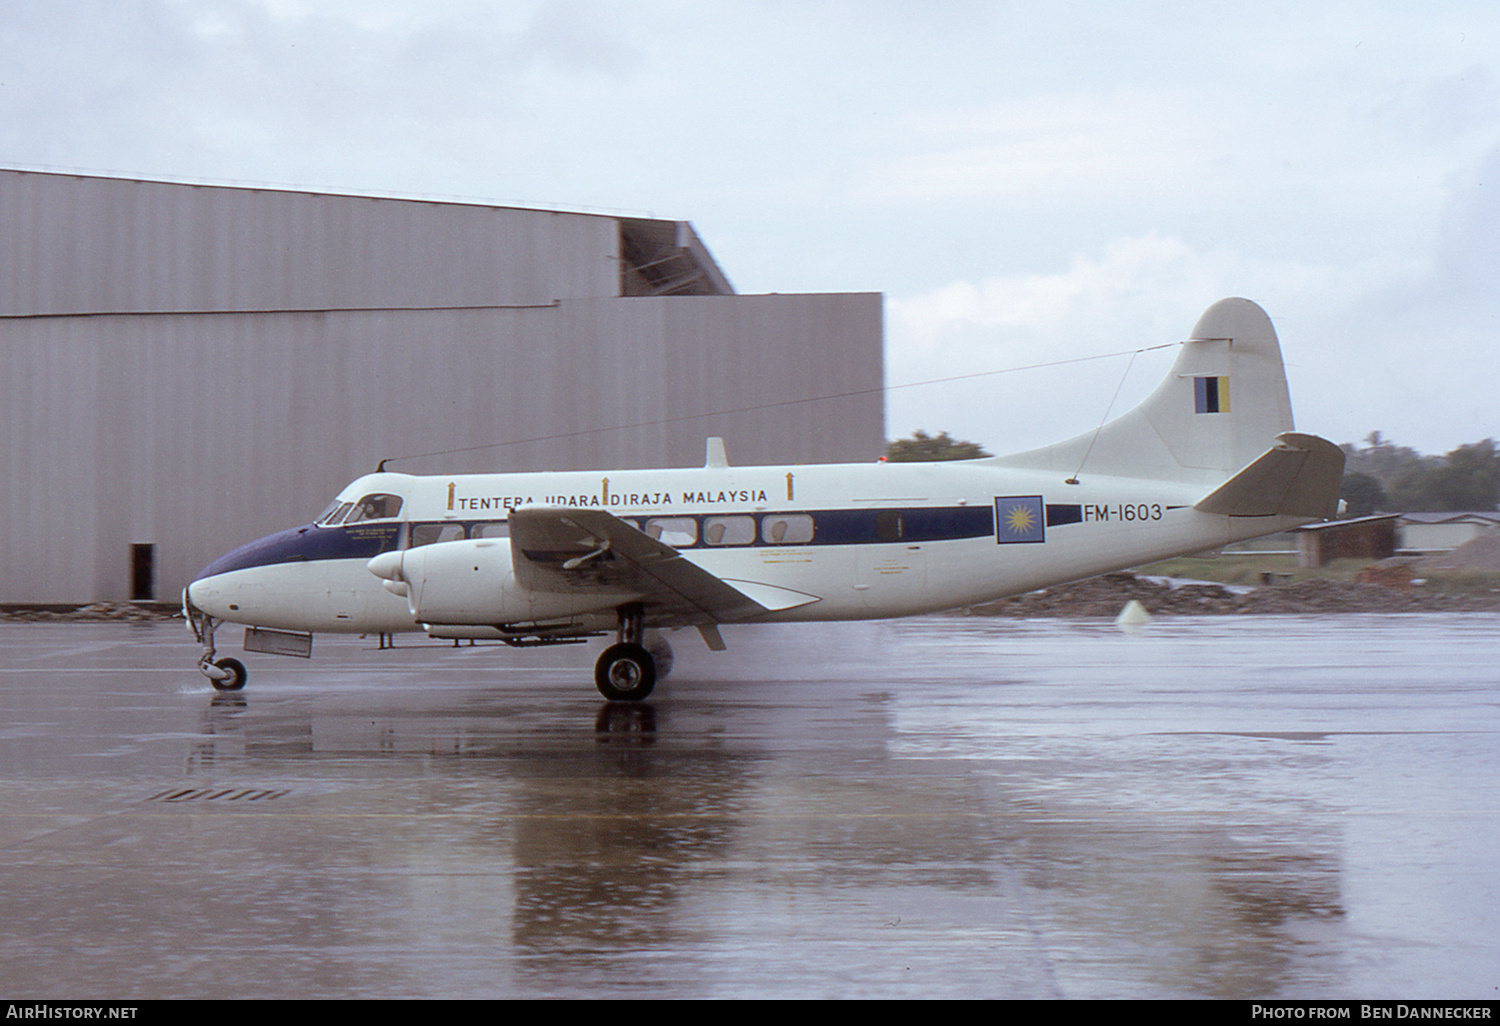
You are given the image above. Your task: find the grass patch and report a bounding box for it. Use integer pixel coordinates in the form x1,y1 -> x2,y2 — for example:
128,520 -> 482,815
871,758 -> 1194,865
1414,568 -> 1500,596
1133,554 -> 1364,586
1134,554 -> 1500,595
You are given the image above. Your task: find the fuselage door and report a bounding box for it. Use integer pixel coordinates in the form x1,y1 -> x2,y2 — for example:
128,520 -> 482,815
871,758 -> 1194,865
856,510 -> 928,613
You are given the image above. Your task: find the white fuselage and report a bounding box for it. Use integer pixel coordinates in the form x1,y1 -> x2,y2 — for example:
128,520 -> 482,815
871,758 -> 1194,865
186,460 -> 1304,638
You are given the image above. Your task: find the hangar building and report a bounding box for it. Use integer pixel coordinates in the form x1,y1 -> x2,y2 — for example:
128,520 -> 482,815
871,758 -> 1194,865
0,169 -> 883,605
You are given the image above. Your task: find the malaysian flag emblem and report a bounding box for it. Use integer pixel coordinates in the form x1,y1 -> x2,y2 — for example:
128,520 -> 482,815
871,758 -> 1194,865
994,496 -> 1045,544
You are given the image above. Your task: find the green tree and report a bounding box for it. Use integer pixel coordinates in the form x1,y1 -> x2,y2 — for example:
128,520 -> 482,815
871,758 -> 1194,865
1341,431 -> 1435,490
884,430 -> 991,462
1339,471 -> 1388,517
1389,439 -> 1500,511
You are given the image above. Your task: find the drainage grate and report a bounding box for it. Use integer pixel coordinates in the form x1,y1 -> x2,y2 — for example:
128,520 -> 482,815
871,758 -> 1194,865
147,787 -> 290,803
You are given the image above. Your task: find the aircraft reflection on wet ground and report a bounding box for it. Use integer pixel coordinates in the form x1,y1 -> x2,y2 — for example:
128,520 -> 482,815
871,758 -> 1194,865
0,613 -> 1495,999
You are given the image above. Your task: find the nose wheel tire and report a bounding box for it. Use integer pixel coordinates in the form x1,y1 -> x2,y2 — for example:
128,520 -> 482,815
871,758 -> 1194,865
208,657 -> 247,691
594,642 -> 656,702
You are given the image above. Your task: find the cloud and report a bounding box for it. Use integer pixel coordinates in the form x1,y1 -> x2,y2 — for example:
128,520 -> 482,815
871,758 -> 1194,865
1371,64 -> 1500,144
2,0 -> 1495,455
853,88 -> 1207,208
891,236 -> 1215,347
887,233 -> 1358,357
883,235 -> 1370,454
1300,142 -> 1500,454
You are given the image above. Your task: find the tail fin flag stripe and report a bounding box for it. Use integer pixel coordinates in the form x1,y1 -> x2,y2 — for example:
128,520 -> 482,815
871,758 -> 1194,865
1194,376 -> 1230,414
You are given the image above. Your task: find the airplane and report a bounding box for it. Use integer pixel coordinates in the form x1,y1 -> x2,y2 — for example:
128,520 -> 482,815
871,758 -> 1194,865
183,297 -> 1345,701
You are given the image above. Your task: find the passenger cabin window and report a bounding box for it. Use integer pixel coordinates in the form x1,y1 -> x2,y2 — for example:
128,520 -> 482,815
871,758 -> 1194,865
762,514 -> 814,545
345,493 -> 403,524
411,523 -> 465,547
472,522 -> 510,539
704,516 -> 756,546
644,517 -> 697,548
875,510 -> 904,542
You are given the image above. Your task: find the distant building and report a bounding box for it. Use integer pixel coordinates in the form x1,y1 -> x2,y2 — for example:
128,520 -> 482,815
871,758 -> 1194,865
1289,515 -> 1399,567
1396,512 -> 1500,553
1287,510 -> 1500,566
1,169 -> 883,604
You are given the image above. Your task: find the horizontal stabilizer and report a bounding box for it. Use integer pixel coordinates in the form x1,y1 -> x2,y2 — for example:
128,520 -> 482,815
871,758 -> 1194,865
1193,432 -> 1345,519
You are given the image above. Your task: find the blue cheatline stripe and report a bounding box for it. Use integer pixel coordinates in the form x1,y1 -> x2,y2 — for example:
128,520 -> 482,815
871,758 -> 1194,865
1045,503 -> 1083,526
195,505 -> 1006,579
803,506 -> 995,546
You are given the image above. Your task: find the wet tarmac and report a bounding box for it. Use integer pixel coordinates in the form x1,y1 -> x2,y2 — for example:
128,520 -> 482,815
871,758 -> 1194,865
0,613 -> 1496,999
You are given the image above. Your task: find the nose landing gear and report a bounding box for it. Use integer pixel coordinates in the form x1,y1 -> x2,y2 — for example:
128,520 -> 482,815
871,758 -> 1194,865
184,592 -> 248,691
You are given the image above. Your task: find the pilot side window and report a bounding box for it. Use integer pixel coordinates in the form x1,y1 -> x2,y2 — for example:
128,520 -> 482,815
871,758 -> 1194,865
345,493 -> 403,524
761,514 -> 814,545
644,517 -> 698,547
704,516 -> 756,546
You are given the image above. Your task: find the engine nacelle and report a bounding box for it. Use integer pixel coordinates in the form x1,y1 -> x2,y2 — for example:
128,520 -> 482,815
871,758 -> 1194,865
368,539 -> 630,626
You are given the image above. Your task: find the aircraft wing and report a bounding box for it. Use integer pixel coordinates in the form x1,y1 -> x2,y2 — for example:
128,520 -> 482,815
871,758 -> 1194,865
508,506 -> 819,624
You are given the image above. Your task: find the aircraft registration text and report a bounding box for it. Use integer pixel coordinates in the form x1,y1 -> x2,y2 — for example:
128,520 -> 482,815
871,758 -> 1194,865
1082,503 -> 1165,523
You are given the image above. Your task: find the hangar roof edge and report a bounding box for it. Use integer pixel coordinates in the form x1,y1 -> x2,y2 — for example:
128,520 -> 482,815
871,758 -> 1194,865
2,164 -> 737,298
0,165 -> 683,228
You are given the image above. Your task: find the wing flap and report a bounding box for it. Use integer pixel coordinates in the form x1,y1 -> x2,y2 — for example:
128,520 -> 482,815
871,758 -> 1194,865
717,579 -> 821,612
508,506 -> 790,624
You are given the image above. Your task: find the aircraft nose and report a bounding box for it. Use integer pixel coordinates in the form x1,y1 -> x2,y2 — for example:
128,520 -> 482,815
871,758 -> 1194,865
183,572 -> 233,621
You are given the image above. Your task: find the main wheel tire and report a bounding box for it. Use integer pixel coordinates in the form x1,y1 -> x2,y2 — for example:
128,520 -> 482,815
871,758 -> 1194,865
211,657 -> 247,691
644,631 -> 674,680
594,642 -> 656,702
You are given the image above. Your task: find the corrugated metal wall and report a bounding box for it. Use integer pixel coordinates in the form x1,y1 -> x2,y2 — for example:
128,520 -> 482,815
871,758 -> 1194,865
0,170 -> 621,314
0,172 -> 883,604
3,297 -> 881,603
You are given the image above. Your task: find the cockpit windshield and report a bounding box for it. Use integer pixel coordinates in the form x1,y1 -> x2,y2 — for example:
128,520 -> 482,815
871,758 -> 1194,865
316,501 -> 353,526
316,493 -> 402,526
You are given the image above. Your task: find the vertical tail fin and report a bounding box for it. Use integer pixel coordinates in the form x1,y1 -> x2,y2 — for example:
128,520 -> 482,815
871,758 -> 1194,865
988,298 -> 1296,486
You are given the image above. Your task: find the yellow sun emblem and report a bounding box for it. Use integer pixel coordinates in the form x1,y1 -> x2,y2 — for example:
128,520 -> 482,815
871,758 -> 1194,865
1004,505 -> 1035,535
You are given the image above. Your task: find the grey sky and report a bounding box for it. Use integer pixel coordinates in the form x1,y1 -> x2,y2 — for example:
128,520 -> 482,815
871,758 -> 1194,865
4,0 -> 1495,456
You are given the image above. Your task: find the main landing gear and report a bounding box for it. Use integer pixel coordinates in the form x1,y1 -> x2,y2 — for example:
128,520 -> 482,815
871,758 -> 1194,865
185,597 -> 247,691
594,604 -> 668,702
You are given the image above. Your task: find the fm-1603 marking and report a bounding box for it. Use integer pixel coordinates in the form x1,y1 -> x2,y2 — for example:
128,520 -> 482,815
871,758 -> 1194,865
1081,503 -> 1165,523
